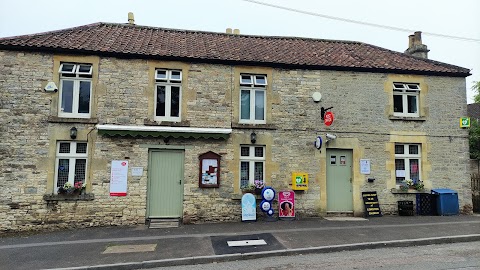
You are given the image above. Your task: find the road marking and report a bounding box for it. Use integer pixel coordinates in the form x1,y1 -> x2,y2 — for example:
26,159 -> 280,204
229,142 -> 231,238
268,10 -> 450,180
227,239 -> 267,247
103,244 -> 157,254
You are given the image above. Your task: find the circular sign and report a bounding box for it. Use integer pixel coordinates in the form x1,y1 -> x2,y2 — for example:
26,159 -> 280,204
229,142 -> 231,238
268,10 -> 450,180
260,200 -> 271,212
267,209 -> 274,216
262,187 -> 276,201
324,111 -> 334,126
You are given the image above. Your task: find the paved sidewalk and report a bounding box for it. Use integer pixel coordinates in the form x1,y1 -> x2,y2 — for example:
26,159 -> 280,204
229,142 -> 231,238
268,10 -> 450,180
1,215 -> 480,270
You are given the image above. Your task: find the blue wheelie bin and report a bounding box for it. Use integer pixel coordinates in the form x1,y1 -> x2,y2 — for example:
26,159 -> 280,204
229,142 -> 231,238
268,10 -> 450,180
431,189 -> 459,216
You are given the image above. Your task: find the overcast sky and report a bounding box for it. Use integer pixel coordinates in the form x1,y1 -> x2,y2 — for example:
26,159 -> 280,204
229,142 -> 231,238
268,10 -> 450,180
1,0 -> 479,103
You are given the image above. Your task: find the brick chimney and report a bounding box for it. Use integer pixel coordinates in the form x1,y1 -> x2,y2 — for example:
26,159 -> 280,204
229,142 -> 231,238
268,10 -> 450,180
404,31 -> 429,59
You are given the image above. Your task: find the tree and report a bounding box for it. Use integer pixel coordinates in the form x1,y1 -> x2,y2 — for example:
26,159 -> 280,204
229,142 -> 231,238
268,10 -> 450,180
470,81 -> 480,159
470,119 -> 480,159
473,81 -> 480,103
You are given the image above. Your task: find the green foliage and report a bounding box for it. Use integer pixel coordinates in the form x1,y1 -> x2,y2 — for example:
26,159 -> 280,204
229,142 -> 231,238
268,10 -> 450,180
469,119 -> 480,159
473,81 -> 480,103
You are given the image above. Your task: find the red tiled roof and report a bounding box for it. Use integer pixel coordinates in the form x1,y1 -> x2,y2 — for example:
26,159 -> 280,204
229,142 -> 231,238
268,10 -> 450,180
0,22 -> 470,77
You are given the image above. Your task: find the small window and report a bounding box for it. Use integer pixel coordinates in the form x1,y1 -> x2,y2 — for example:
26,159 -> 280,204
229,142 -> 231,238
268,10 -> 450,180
59,63 -> 76,74
254,147 -> 264,157
254,75 -> 267,86
155,69 -> 168,81
241,74 -> 253,85
76,64 -> 93,75
241,147 -> 250,156
169,70 -> 182,81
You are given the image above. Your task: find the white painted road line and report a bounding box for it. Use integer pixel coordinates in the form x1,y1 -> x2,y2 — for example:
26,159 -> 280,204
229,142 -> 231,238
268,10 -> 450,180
227,239 -> 267,247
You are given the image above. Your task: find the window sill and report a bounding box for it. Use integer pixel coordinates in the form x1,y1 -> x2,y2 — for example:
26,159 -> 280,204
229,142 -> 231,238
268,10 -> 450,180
389,116 -> 426,121
232,123 -> 277,130
391,188 -> 428,194
144,119 -> 191,127
231,193 -> 263,200
43,193 -> 95,201
48,116 -> 99,124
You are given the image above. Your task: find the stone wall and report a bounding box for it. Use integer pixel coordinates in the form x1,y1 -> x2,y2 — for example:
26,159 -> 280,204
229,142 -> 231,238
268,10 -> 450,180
0,50 -> 471,232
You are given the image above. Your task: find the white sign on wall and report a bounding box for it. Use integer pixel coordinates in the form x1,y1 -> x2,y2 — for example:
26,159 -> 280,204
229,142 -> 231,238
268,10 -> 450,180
110,160 -> 128,196
131,167 -> 143,176
360,159 -> 371,174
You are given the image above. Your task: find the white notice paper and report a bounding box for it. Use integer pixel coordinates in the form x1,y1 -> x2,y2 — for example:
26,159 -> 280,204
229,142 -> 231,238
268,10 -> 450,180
360,159 -> 371,174
396,170 -> 406,177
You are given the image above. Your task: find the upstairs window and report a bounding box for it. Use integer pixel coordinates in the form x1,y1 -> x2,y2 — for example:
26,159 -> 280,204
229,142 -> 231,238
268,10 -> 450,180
58,63 -> 93,118
55,141 -> 88,192
393,83 -> 420,117
155,69 -> 182,122
395,144 -> 421,186
240,74 -> 267,124
240,145 -> 265,188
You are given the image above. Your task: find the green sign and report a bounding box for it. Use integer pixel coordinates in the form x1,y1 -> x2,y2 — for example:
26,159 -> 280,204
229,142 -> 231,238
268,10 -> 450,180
460,117 -> 470,128
295,176 -> 302,184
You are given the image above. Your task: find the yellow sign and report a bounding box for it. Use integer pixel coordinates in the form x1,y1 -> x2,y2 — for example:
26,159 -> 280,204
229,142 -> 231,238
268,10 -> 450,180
292,172 -> 308,190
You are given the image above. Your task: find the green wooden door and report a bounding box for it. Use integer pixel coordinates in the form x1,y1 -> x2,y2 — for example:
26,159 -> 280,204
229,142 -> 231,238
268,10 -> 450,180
147,150 -> 184,218
326,149 -> 353,211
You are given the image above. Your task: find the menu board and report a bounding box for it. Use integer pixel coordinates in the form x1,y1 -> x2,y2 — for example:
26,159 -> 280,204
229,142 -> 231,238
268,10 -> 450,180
362,191 -> 382,217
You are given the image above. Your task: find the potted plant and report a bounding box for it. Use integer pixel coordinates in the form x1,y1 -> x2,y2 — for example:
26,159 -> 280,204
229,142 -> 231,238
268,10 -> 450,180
254,180 -> 265,195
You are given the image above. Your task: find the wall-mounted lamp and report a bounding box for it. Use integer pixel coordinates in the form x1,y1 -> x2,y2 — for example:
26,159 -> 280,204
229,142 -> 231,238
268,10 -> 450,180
70,127 -> 78,139
250,132 -> 256,144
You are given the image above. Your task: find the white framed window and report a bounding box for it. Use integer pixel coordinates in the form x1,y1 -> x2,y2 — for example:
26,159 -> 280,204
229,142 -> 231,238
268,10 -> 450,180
155,69 -> 182,122
240,145 -> 265,188
240,74 -> 267,124
54,141 -> 88,192
395,144 -> 421,186
58,63 -> 93,118
393,82 -> 420,117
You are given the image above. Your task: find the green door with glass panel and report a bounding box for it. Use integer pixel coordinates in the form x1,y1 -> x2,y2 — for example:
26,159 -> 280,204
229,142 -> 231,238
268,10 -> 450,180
326,149 -> 353,211
147,150 -> 184,218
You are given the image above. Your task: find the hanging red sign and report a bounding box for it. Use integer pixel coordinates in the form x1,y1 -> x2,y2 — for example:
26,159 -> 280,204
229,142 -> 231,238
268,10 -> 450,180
324,111 -> 334,126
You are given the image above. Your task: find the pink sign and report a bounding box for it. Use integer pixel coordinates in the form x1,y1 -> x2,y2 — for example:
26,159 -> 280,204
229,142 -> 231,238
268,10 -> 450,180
279,191 -> 295,218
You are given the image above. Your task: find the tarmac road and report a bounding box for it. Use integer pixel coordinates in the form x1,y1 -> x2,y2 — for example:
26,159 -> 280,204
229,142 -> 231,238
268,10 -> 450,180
157,241 -> 480,270
1,215 -> 480,270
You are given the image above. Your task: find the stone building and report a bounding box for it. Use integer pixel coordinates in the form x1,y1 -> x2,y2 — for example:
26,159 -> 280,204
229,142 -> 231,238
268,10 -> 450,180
0,18 -> 472,232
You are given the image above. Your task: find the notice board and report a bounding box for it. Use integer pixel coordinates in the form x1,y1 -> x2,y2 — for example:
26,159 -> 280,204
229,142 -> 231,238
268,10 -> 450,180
362,191 -> 382,217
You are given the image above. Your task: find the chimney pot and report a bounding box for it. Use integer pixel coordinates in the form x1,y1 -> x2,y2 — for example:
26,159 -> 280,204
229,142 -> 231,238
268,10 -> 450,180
233,29 -> 240,35
128,12 -> 135,25
226,28 -> 232,34
414,31 -> 422,45
404,31 -> 429,59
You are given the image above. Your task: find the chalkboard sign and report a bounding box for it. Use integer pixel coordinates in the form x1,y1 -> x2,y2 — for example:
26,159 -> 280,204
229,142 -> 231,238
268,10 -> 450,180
362,191 -> 382,217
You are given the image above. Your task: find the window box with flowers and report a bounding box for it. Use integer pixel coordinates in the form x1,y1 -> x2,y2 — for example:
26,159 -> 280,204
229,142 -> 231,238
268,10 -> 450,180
392,179 -> 426,194
43,181 -> 94,202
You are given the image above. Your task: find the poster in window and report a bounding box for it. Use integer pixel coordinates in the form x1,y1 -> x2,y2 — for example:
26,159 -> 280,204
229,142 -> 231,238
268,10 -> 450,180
199,151 -> 221,188
340,156 -> 346,165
